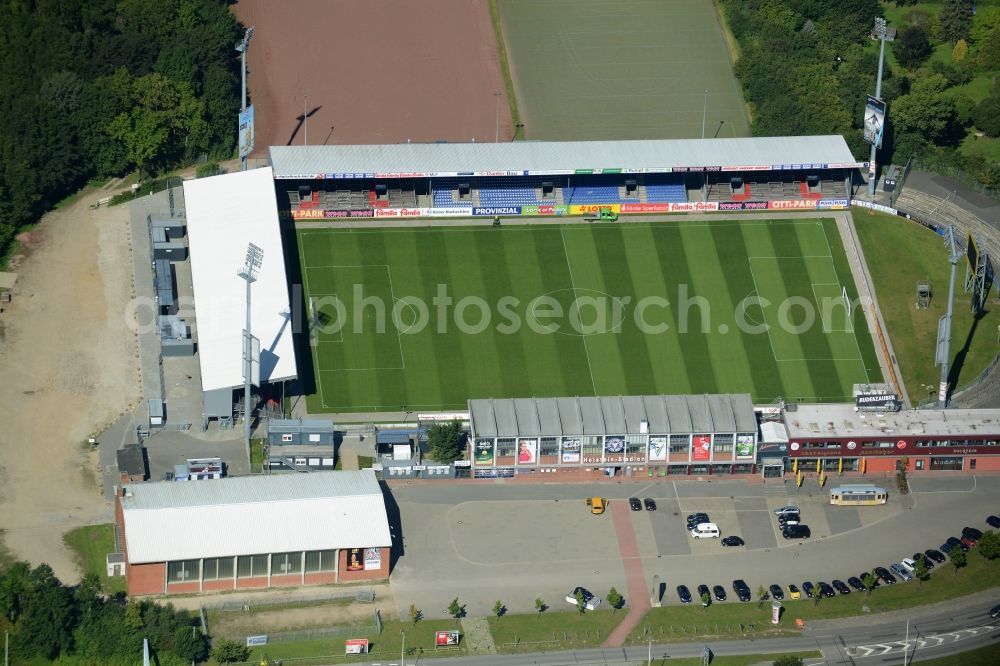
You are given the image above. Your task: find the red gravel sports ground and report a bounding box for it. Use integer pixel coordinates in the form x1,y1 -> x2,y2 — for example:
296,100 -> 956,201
231,0 -> 514,153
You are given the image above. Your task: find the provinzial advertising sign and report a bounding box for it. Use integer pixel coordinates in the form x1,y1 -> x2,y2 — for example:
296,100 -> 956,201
473,206 -> 521,216
692,435 -> 712,461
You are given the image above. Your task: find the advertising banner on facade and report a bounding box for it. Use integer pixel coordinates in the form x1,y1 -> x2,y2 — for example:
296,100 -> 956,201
692,435 -> 712,461
323,209 -> 375,218
345,639 -> 369,654
718,201 -> 769,211
374,207 -> 423,218
522,204 -> 569,216
473,206 -> 521,216
561,438 -> 581,463
238,105 -> 255,159
736,434 -> 756,459
604,436 -> 625,456
364,547 -> 381,571
517,438 -> 537,464
648,435 -> 667,461
292,209 -> 325,219
474,441 -> 494,466
817,199 -> 850,210
436,630 -> 461,646
851,199 -> 897,215
863,95 -> 887,149
768,199 -> 819,210
569,204 -> 623,215
425,207 -> 474,217
347,549 -> 363,571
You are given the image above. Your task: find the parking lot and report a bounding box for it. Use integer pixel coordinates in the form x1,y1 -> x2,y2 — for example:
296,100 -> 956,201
387,475 -> 997,619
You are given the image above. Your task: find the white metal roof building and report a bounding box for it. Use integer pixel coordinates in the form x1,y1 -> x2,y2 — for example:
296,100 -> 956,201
183,167 -> 298,393
120,469 -> 390,564
269,136 -> 863,179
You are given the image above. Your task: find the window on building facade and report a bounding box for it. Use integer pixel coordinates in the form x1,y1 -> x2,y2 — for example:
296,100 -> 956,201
582,436 -> 602,460
271,552 -> 302,575
669,434 -> 689,453
496,438 -> 515,457
167,559 -> 200,583
713,444 -> 733,453
202,557 -> 234,581
540,437 -> 559,457
714,434 -> 734,445
305,550 -> 337,573
625,434 -> 645,454
237,554 -> 268,578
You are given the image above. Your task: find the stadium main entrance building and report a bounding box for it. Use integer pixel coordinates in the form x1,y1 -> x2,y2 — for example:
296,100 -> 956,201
468,394 -> 758,479
269,136 -> 865,220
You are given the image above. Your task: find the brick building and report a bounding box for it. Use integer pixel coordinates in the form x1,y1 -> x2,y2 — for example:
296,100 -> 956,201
116,469 -> 391,596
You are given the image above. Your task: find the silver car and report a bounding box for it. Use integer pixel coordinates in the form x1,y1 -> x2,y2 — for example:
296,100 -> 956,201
890,563 -> 913,582
773,505 -> 800,516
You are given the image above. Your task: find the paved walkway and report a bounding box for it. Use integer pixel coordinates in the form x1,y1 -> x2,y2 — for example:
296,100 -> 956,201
461,615 -> 498,654
602,501 -> 651,647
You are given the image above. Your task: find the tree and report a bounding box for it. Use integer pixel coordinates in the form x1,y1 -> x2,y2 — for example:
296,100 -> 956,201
757,584 -> 768,609
914,555 -> 930,583
971,7 -> 1000,45
409,604 -> 422,625
607,587 -> 624,614
428,420 -> 467,464
534,597 -> 545,618
977,530 -> 1000,560
974,95 -> 1000,136
493,600 -> 505,619
949,548 -> 967,574
447,598 -> 462,620
574,589 -> 587,615
861,572 -> 876,596
891,74 -> 962,151
700,591 -> 712,609
940,0 -> 974,44
212,638 -> 250,663
13,564 -> 76,659
894,26 -> 932,69
774,656 -> 805,666
953,39 -> 969,62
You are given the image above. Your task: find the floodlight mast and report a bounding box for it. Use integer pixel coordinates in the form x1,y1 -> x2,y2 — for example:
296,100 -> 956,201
238,243 -> 263,448
868,18 -> 889,198
936,227 -> 960,407
235,26 -> 254,171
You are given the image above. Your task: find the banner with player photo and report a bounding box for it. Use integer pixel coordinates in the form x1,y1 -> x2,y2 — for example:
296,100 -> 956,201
863,95 -> 886,149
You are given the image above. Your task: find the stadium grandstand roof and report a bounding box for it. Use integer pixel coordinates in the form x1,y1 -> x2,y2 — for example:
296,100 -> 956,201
120,470 -> 391,563
469,394 -> 756,439
183,167 -> 297,392
269,136 -> 862,179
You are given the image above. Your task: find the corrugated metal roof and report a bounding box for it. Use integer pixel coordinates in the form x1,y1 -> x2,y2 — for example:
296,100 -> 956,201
642,395 -> 670,433
493,399 -> 517,438
120,470 -> 390,563
732,394 -> 757,432
707,394 -> 736,432
580,397 -> 605,434
267,419 -> 336,434
513,398 -> 540,436
600,396 -> 626,433
537,398 -> 562,434
557,397 -> 583,435
269,136 -> 859,178
470,399 -> 497,439
665,396 -> 693,434
687,396 -> 712,433
622,396 -> 647,433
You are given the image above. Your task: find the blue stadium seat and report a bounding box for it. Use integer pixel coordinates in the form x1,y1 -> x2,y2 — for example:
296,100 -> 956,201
644,175 -> 687,203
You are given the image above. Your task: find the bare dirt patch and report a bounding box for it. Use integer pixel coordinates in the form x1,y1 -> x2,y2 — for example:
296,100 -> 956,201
211,601 -> 382,638
231,0 -> 512,151
0,186 -> 140,582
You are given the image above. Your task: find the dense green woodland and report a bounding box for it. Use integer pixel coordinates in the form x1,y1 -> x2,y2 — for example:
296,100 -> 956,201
0,0 -> 242,265
0,563 -> 208,664
720,0 -> 1000,190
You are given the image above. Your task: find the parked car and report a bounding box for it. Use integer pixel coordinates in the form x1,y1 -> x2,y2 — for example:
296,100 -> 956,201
769,584 -> 784,600
677,585 -> 693,604
947,536 -> 970,552
986,515 -> 1000,529
847,577 -> 866,592
912,553 -> 934,570
697,584 -> 712,605
925,549 -> 946,564
901,558 -> 918,574
874,567 -> 897,585
940,541 -> 955,553
817,582 -> 836,598
788,584 -> 801,600
566,587 -> 602,610
712,585 -> 727,602
777,513 -> 800,526
629,497 -> 642,511
644,498 -> 657,511
802,581 -> 816,598
733,579 -> 752,602
990,603 -> 1000,619
721,536 -> 744,547
782,524 -> 811,539
774,505 -> 800,516
962,536 -> 978,549
963,526 -> 984,540
686,513 -> 710,529
832,580 -> 850,595
891,563 -> 913,582
861,572 -> 879,589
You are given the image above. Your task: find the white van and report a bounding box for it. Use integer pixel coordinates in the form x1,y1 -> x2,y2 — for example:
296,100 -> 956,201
690,522 -> 721,539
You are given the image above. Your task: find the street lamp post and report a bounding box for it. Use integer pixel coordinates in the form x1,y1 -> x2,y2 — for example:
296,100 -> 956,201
234,26 -> 254,171
868,18 -> 891,198
512,123 -> 524,141
401,630 -> 406,666
494,91 -> 502,142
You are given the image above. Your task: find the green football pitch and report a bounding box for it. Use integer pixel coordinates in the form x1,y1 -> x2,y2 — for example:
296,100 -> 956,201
497,0 -> 750,140
298,219 -> 881,413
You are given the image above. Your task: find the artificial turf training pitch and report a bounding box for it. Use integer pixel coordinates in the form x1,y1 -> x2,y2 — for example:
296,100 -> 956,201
298,219 -> 881,413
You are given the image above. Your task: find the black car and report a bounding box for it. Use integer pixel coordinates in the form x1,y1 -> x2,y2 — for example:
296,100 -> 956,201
712,585 -> 727,601
802,581 -> 816,598
697,584 -> 712,605
860,572 -> 879,589
629,497 -> 642,511
782,524 -> 811,539
990,603 -> 1000,619
733,579 -> 752,602
777,513 -> 800,526
847,577 -> 866,592
686,513 -> 710,529
817,582 -> 836,598
947,536 -> 970,552
644,498 -> 657,511
721,536 -> 745,547
963,526 -> 984,540
677,585 -> 693,604
925,548 -> 945,564
987,515 -> 1000,529
912,553 -> 934,570
874,567 -> 897,584
832,580 -> 850,595
940,541 -> 955,553
769,584 -> 784,600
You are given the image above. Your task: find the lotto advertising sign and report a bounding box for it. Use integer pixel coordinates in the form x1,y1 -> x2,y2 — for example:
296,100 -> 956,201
569,204 -> 622,215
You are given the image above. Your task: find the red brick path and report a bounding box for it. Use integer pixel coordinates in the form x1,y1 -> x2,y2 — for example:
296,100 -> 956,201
602,501 -> 650,647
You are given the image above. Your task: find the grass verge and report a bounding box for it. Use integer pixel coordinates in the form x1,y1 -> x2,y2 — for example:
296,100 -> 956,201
250,438 -> 265,473
63,524 -> 127,595
488,608 -> 623,651
853,211 -> 1000,402
904,642 -> 1000,666
488,0 -> 521,132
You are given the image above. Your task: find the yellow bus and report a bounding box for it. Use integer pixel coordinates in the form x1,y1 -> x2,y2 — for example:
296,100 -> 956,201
829,484 -> 887,506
